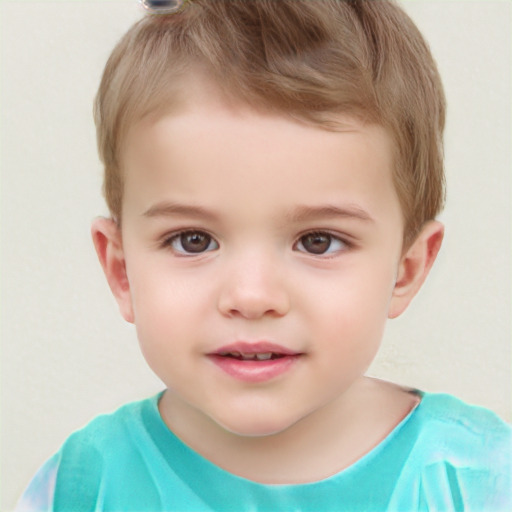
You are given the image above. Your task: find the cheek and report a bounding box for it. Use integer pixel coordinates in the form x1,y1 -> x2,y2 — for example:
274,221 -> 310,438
313,257 -> 395,305
301,262 -> 395,344
127,263 -> 210,347
129,255 -> 209,312
129,275 -> 205,385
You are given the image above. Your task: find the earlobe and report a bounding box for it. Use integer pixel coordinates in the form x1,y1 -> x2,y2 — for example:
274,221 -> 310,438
388,221 -> 444,319
91,217 -> 135,323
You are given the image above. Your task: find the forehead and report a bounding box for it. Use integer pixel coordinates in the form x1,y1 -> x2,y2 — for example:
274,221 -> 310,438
120,86 -> 402,231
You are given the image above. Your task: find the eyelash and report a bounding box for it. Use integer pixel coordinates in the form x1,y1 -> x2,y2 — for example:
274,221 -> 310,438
160,230 -> 351,257
293,231 -> 351,257
161,230 -> 219,255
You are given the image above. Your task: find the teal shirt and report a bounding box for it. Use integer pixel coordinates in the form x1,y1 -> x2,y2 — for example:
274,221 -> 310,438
18,391 -> 511,511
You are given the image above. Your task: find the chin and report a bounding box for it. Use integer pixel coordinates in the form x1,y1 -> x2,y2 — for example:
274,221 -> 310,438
214,412 -> 300,438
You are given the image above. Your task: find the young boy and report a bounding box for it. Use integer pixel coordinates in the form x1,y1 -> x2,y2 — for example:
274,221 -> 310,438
18,0 -> 511,510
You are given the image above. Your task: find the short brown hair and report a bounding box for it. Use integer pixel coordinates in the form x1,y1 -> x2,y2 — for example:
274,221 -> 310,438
94,0 -> 445,245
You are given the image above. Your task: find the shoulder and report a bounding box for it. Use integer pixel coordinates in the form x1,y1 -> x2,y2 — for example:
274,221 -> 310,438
56,394 -> 162,476
17,395 -> 162,512
415,392 -> 511,450
73,393 -> 158,434
404,392 -> 511,510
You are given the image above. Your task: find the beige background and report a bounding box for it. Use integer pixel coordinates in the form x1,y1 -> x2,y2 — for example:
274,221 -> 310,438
1,1 -> 510,510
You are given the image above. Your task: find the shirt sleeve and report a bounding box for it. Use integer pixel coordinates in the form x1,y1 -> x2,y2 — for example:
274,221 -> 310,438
16,454 -> 60,512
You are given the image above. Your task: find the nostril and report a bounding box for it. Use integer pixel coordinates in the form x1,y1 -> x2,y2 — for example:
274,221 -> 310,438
217,268 -> 291,319
219,294 -> 273,318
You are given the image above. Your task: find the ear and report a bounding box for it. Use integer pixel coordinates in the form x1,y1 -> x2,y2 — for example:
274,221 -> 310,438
388,221 -> 444,319
91,217 -> 134,323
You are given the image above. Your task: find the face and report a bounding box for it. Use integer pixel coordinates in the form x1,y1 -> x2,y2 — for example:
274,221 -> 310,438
112,94 -> 408,437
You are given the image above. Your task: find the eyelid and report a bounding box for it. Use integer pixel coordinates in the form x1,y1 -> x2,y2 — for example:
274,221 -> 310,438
159,228 -> 220,255
293,230 -> 353,257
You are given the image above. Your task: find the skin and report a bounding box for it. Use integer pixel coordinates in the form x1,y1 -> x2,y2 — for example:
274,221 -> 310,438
92,86 -> 443,484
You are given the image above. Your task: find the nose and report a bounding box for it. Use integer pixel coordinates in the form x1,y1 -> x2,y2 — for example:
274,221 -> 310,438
217,252 -> 290,320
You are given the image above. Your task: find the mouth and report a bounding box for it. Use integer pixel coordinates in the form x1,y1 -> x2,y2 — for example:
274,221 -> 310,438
216,351 -> 289,361
208,342 -> 303,383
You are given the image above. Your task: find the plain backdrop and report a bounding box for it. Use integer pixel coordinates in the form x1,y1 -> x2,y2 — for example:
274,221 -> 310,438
1,1 -> 511,510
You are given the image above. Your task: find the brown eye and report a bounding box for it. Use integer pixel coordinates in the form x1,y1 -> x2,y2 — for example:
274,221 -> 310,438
300,233 -> 331,254
296,232 -> 346,255
170,231 -> 219,254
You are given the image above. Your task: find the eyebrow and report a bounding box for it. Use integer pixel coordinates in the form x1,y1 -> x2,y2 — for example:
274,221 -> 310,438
286,204 -> 374,223
142,202 -> 219,221
142,201 -> 374,223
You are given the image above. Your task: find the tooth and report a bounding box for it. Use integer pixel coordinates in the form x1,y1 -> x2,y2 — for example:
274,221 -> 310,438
229,351 -> 241,358
241,353 -> 257,360
256,353 -> 272,361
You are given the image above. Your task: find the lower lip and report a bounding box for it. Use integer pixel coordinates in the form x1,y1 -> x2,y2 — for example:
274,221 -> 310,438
208,355 -> 300,383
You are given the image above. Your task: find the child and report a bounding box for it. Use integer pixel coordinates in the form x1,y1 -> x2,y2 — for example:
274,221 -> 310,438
17,0 -> 511,510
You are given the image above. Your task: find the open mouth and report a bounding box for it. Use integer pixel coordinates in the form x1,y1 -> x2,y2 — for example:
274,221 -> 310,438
217,351 -> 287,361
209,344 -> 302,382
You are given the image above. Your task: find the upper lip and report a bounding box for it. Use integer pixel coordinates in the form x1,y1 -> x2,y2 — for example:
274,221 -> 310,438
211,341 -> 301,356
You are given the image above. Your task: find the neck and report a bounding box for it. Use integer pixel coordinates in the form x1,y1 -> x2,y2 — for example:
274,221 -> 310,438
158,377 -> 419,484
